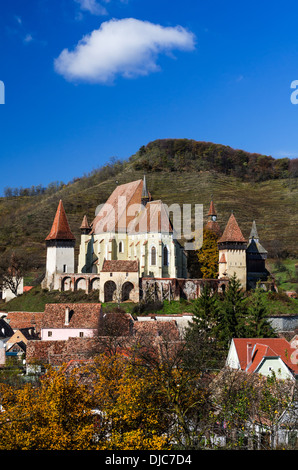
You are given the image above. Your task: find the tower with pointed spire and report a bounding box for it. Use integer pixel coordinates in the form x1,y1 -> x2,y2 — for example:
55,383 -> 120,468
43,200 -> 75,290
217,212 -> 247,289
205,199 -> 221,236
246,220 -> 269,289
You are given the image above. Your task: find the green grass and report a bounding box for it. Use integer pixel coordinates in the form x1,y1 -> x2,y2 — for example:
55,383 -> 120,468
267,258 -> 298,292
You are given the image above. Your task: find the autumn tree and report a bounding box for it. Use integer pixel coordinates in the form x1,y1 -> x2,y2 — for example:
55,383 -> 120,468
196,228 -> 219,279
0,367 -> 95,450
85,354 -> 171,450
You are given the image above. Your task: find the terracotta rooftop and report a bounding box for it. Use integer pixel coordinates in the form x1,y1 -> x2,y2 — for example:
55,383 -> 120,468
91,179 -> 144,234
102,260 -> 139,272
128,199 -> 173,234
80,215 -> 90,230
208,200 -> 217,216
218,213 -> 246,244
42,303 -> 102,329
45,200 -> 75,241
5,311 -> 44,333
233,338 -> 298,375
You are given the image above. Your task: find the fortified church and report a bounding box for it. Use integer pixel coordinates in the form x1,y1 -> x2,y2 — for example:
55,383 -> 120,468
42,176 -> 271,302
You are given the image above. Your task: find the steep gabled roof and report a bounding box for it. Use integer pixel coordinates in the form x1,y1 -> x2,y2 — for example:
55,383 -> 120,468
218,213 -> 246,244
45,200 -> 75,241
91,179 -> 144,234
128,200 -> 173,234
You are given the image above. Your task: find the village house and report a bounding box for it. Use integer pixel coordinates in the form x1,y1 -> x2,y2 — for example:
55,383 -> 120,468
226,337 -> 298,381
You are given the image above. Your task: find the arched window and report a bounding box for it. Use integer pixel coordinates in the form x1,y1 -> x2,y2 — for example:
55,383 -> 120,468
163,246 -> 169,266
119,241 -> 124,253
151,246 -> 156,266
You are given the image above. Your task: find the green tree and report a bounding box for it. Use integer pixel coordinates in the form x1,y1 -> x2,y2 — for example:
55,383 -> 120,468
246,287 -> 276,338
216,273 -> 247,348
184,284 -> 224,372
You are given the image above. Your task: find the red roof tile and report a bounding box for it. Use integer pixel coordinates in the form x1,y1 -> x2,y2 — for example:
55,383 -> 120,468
218,213 -> 246,244
208,200 -> 217,216
45,200 -> 75,241
233,338 -> 298,375
42,303 -> 102,329
102,260 -> 139,272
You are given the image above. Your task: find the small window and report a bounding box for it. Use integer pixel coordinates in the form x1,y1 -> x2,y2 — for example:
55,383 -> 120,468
63,264 -> 67,273
163,246 -> 168,266
48,331 -> 52,337
79,332 -> 84,338
110,272 -> 113,277
151,246 -> 156,266
119,241 -> 124,253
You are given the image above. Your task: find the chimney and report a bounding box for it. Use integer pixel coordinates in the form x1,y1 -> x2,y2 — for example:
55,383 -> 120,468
247,342 -> 253,366
65,307 -> 70,326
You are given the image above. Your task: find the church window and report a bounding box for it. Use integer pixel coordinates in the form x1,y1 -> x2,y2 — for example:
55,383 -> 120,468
163,246 -> 169,266
151,246 -> 156,266
119,241 -> 124,253
63,264 -> 67,273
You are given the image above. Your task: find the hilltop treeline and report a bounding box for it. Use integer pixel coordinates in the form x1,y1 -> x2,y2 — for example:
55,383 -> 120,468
131,139 -> 298,182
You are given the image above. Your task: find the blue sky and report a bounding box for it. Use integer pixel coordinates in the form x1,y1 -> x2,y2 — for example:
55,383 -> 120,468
1,0 -> 298,195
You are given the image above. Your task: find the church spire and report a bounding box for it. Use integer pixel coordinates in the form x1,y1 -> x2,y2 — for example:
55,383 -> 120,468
45,200 -> 75,241
249,220 -> 259,241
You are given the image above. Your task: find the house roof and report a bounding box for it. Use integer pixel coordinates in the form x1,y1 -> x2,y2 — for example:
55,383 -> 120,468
5,311 -> 44,333
42,303 -> 102,329
45,200 -> 75,241
232,338 -> 298,375
218,213 -> 246,244
101,260 -> 139,272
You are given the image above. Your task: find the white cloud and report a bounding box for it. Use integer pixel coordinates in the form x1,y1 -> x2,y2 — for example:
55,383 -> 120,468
75,0 -> 108,16
54,18 -> 196,84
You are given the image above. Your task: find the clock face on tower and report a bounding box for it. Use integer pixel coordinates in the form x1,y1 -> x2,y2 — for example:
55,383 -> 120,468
211,215 -> 217,221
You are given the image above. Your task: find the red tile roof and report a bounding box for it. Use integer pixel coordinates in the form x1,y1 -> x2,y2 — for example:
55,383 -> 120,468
208,200 -> 217,216
5,311 -> 44,333
91,179 -> 144,233
218,213 -> 246,244
233,338 -> 298,375
102,260 -> 139,272
42,303 -> 102,329
45,200 -> 75,241
80,215 -> 90,229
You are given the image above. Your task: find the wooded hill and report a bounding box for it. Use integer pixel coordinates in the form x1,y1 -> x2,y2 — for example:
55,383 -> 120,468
0,139 -> 297,277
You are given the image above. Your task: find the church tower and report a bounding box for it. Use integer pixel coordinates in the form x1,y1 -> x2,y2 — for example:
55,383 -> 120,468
218,212 -> 247,289
205,199 -> 221,236
43,200 -> 75,290
246,220 -> 269,289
